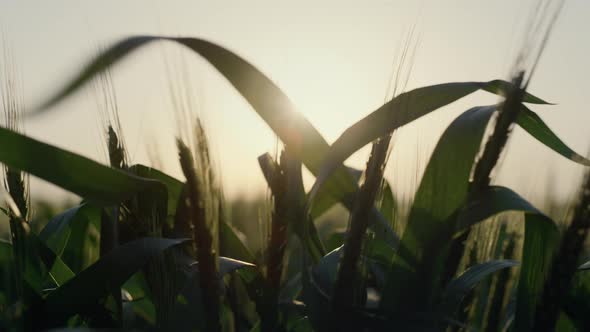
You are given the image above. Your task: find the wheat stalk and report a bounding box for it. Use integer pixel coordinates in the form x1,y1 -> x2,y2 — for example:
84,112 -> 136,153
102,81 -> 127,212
178,139 -> 221,332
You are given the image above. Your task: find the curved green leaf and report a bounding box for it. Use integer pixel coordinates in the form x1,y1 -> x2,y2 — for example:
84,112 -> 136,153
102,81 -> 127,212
456,186 -> 545,231
23,232 -> 60,293
516,214 -> 560,331
0,127 -> 165,205
451,185 -> 559,331
307,82 -> 547,208
1,230 -> 74,295
481,80 -> 551,105
441,260 -> 518,316
381,105 -> 497,313
41,237 -> 186,327
39,205 -> 84,254
518,107 -> 590,166
39,203 -> 101,272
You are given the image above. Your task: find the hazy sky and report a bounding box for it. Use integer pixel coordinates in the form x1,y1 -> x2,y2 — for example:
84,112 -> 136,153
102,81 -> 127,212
0,0 -> 589,207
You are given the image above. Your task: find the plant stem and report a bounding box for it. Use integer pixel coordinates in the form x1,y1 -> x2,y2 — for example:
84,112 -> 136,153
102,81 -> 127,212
332,134 -> 391,327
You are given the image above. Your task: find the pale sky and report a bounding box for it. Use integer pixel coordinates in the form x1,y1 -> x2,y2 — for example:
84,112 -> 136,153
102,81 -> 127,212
0,0 -> 589,207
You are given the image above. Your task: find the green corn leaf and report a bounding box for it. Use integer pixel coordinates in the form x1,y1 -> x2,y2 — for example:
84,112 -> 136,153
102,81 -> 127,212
451,186 -> 559,331
24,233 -> 60,294
440,259 -> 519,317
48,256 -> 76,286
307,82 -> 548,209
515,214 -> 560,331
39,203 -> 101,272
40,237 -> 186,328
4,222 -> 77,297
456,186 -> 547,230
0,127 -> 165,205
480,80 -> 551,104
1,230 -> 71,295
381,105 -> 497,313
518,107 -> 590,166
39,205 -> 86,255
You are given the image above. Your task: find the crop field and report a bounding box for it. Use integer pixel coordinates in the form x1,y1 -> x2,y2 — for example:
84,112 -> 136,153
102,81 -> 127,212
1,1 -> 590,331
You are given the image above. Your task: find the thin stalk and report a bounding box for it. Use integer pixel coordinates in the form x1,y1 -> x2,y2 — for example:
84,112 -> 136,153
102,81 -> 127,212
442,72 -> 526,287
332,134 -> 391,324
102,125 -> 126,324
102,125 -> 125,253
1,45 -> 29,327
258,151 -> 287,331
178,140 -> 221,332
4,169 -> 28,303
330,25 -> 418,325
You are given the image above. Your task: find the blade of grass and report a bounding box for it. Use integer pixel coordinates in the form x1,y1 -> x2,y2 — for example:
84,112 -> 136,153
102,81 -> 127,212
440,259 -> 519,318
40,237 -> 186,328
0,127 -> 165,205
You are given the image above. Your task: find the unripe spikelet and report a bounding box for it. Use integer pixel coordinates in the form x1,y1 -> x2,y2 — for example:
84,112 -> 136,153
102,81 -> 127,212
331,27 -> 418,326
177,139 -> 221,332
1,46 -> 29,307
